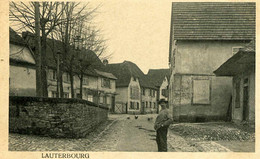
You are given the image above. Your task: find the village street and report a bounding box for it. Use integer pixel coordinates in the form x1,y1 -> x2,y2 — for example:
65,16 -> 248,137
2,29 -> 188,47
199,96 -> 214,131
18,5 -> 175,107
9,114 -> 173,152
9,114 -> 254,152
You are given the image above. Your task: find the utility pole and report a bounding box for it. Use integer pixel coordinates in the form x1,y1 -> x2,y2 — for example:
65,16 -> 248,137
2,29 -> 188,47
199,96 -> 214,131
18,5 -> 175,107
35,2 -> 42,97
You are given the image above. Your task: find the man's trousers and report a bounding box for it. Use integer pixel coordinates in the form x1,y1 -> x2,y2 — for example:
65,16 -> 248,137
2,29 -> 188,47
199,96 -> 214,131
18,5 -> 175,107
156,127 -> 168,152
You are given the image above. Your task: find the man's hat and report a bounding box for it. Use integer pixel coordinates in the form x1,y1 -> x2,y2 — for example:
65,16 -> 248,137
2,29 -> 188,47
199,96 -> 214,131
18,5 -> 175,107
158,99 -> 168,104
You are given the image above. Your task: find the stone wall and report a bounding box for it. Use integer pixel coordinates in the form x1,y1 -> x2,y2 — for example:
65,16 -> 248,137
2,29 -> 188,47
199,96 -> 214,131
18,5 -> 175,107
9,96 -> 108,138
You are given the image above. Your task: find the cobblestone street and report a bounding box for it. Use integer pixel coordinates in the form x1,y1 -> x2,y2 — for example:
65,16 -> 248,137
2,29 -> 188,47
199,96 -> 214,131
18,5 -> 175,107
9,114 -> 253,152
88,114 -> 174,152
9,114 -> 175,152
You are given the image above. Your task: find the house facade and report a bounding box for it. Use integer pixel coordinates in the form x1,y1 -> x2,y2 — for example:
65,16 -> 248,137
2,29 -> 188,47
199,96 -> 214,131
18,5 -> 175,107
46,54 -> 117,111
214,40 -> 255,123
168,2 -> 255,122
141,86 -> 157,114
105,61 -> 157,114
146,69 -> 170,112
9,28 -> 117,110
9,28 -> 36,97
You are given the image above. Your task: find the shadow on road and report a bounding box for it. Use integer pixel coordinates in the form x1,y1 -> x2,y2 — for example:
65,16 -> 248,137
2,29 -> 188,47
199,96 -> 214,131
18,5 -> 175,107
135,126 -> 156,133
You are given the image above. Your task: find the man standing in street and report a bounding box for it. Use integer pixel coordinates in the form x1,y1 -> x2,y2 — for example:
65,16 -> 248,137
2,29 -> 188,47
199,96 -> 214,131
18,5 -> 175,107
154,99 -> 173,152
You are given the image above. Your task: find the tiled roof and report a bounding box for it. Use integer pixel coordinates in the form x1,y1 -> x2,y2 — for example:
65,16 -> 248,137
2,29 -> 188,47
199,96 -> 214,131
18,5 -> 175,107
9,27 -> 26,45
9,28 -> 35,65
146,69 -> 170,87
95,69 -> 117,80
171,2 -> 255,40
11,30 -> 108,78
105,61 -> 156,89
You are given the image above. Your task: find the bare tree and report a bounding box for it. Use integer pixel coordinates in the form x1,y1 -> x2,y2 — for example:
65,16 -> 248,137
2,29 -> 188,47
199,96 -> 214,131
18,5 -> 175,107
10,2 -> 67,97
10,1 -> 110,99
52,2 -> 108,99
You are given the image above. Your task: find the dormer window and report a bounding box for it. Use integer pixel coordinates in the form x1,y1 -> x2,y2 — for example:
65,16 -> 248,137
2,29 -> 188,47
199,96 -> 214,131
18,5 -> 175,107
102,78 -> 110,88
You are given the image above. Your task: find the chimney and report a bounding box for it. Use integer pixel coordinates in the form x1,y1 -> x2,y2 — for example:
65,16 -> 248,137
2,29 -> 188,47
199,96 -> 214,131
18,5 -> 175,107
103,59 -> 108,66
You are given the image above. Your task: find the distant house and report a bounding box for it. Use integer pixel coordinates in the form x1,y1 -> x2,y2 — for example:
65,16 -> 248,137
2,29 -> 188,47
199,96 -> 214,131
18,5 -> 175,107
147,69 -> 170,100
146,69 -> 170,112
94,69 -> 117,111
10,28 -> 117,110
214,40 -> 255,123
9,27 -> 36,96
105,61 -> 157,114
168,2 -> 255,122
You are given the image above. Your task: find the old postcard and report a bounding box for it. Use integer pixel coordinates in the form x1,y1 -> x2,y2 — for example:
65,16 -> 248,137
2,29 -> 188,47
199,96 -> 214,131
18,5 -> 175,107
0,0 -> 259,159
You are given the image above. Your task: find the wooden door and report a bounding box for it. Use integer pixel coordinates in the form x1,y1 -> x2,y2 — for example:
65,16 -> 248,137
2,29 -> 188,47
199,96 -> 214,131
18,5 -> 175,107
243,86 -> 249,121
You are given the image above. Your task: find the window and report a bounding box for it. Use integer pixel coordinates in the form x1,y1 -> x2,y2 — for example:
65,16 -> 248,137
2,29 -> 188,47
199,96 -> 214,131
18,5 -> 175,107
130,102 -> 134,109
50,70 -> 57,80
100,96 -> 104,104
192,79 -> 211,104
107,96 -> 111,105
162,89 -> 169,97
102,78 -> 110,88
142,89 -> 145,96
103,96 -> 107,104
83,76 -> 89,85
51,91 -> 57,98
149,89 -> 152,96
154,102 -> 156,108
130,86 -> 139,99
153,90 -> 155,97
63,72 -> 70,83
235,80 -> 240,108
63,93 -> 69,98
150,102 -> 152,108
146,101 -> 148,108
87,95 -> 93,102
136,102 -> 139,110
232,46 -> 243,55
142,102 -> 145,107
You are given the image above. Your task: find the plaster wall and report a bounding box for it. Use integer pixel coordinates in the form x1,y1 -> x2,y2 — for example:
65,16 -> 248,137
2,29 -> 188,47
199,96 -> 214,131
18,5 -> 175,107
175,41 -> 248,74
232,69 -> 255,123
9,65 -> 36,96
127,77 -> 141,113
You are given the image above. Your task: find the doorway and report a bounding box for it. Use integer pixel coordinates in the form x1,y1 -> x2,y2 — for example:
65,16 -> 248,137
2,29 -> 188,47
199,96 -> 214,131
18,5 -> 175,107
243,78 -> 249,121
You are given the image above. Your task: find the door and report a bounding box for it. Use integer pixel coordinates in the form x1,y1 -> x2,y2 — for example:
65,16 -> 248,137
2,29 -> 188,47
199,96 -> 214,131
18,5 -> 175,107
243,86 -> 249,121
111,96 -> 115,112
141,102 -> 145,114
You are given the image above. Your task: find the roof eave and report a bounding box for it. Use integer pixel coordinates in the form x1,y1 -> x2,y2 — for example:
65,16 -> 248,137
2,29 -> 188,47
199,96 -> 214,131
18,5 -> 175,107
214,51 -> 255,76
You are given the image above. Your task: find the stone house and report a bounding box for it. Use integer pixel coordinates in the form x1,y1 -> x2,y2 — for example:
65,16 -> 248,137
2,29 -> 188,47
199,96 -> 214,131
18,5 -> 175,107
9,28 -> 117,110
214,40 -> 255,123
9,28 -> 36,96
105,61 -> 157,114
168,2 -> 255,122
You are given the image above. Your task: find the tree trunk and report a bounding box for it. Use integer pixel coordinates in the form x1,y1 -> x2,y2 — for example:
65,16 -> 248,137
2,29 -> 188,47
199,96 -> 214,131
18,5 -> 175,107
79,72 -> 83,99
41,28 -> 48,97
69,70 -> 74,98
34,2 -> 42,97
59,70 -> 64,98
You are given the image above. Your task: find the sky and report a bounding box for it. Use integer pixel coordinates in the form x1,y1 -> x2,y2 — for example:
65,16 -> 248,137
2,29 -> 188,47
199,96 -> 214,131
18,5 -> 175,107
91,0 -> 172,74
